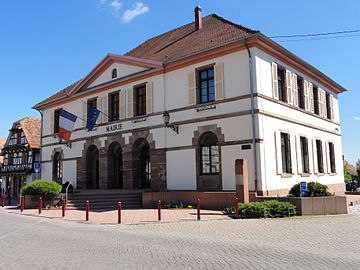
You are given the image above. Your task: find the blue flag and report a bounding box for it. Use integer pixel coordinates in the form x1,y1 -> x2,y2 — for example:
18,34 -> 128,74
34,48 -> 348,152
86,105 -> 100,131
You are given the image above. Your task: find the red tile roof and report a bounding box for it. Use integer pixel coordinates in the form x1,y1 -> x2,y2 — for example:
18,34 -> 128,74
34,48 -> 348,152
19,117 -> 41,149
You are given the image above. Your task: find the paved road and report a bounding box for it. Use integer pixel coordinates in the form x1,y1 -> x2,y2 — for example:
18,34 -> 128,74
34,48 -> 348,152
1,211 -> 360,270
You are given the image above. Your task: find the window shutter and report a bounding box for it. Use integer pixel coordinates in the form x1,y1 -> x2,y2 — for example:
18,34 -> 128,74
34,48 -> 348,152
271,62 -> 279,99
292,73 -> 298,107
286,70 -> 293,105
51,111 -> 55,134
330,95 -> 334,120
322,90 -> 327,118
274,131 -> 282,175
303,80 -> 309,111
313,139 -> 318,174
83,101 -> 87,127
318,88 -> 323,117
188,70 -> 196,105
127,89 -> 134,118
146,82 -> 153,114
102,96 -> 108,123
120,90 -> 126,120
308,83 -> 314,113
215,63 -> 224,100
296,136 -> 302,174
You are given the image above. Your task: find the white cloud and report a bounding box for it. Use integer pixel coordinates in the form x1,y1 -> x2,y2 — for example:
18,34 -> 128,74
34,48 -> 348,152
122,2 -> 149,23
354,117 -> 360,121
110,0 -> 122,11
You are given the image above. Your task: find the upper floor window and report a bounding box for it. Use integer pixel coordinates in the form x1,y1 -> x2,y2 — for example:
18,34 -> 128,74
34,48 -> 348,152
199,132 -> 220,175
313,86 -> 320,115
135,85 -> 146,116
88,98 -> 97,110
329,142 -> 336,173
277,68 -> 287,103
300,136 -> 309,173
280,132 -> 292,173
109,93 -> 119,121
4,154 -> 8,166
112,68 -> 117,79
326,93 -> 332,120
198,67 -> 215,103
28,151 -> 33,164
297,77 -> 305,109
54,109 -> 60,134
316,140 -> 324,173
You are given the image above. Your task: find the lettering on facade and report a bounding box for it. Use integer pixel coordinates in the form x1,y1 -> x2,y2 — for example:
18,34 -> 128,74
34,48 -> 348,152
196,105 -> 216,112
106,124 -> 123,132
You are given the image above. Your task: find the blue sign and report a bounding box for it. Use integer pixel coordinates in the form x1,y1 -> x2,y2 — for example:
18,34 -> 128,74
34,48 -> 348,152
34,163 -> 41,170
300,181 -> 307,197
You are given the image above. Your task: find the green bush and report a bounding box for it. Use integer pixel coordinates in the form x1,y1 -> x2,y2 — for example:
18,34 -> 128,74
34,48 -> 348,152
225,200 -> 296,219
289,181 -> 334,197
21,180 -> 62,196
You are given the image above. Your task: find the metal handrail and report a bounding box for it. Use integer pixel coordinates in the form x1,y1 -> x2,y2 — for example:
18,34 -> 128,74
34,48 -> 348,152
65,179 -> 74,206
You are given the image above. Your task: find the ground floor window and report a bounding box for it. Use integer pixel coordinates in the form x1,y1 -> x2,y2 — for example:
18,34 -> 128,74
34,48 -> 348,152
281,133 -> 292,173
329,142 -> 336,173
199,132 -> 220,174
316,140 -> 324,173
300,136 -> 309,173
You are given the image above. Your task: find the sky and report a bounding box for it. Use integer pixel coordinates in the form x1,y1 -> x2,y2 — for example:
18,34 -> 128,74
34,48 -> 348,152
0,0 -> 359,163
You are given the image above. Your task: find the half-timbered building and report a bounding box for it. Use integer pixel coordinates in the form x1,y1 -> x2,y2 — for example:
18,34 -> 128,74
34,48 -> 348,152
0,117 -> 41,197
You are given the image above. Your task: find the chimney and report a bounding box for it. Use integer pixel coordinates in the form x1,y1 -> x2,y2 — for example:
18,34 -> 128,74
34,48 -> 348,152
194,6 -> 202,30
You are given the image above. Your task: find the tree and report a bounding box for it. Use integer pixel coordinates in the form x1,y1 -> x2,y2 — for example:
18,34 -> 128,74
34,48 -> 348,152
356,159 -> 360,175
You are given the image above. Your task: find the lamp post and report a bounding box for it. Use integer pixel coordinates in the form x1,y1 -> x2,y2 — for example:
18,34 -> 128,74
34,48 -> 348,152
162,111 -> 179,134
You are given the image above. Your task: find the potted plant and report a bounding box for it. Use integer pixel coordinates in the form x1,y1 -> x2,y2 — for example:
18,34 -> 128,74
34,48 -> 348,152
22,180 -> 62,209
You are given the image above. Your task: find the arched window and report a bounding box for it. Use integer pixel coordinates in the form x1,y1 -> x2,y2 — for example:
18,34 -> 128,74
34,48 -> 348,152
52,152 -> 62,184
112,68 -> 117,79
199,132 -> 220,175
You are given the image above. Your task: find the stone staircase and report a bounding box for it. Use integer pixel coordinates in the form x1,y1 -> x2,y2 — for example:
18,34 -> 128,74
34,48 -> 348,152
66,190 -> 143,210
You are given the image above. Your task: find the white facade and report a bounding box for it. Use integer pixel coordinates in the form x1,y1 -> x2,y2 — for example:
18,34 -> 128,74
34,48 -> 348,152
36,35 -> 345,196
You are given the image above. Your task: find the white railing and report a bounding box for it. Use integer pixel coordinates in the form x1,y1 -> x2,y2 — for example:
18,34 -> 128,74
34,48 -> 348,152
65,179 -> 75,206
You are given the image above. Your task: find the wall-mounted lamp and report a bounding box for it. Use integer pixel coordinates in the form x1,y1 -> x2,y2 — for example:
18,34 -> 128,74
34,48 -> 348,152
162,111 -> 179,134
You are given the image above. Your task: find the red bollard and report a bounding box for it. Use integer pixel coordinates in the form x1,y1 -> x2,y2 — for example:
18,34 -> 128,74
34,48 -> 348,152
20,196 -> 25,212
197,198 -> 200,220
157,200 -> 161,221
118,202 -> 122,224
62,199 -> 66,217
85,200 -> 90,221
235,197 -> 239,218
1,194 -> 5,207
38,197 -> 42,215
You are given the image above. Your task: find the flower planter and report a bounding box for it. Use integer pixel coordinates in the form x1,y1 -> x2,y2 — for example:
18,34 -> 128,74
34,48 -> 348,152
255,196 -> 347,215
24,194 -> 63,209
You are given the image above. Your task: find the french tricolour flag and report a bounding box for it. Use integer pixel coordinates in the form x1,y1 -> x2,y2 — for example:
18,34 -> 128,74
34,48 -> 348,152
58,109 -> 77,142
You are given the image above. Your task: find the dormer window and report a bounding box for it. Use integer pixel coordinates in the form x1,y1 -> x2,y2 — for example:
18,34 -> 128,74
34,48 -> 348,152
112,68 -> 117,79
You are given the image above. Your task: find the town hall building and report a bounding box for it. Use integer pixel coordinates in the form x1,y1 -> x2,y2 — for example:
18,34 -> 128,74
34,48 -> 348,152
33,7 -> 346,205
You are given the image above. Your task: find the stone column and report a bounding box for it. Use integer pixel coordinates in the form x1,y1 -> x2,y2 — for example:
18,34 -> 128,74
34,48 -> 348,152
150,148 -> 166,191
235,159 -> 249,203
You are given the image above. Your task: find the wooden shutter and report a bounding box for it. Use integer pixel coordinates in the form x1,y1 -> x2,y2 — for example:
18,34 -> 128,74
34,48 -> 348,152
303,80 -> 309,111
188,70 -> 196,104
215,63 -> 224,100
274,131 -> 282,175
289,134 -> 296,174
330,95 -> 334,120
146,82 -> 153,114
322,90 -> 327,118
127,89 -> 134,118
83,101 -> 87,127
325,142 -> 331,174
51,110 -> 55,134
102,96 -> 108,123
271,62 -> 278,99
292,73 -> 298,107
296,136 -> 302,174
120,90 -> 126,120
286,70 -> 293,105
313,139 -> 318,174
308,83 -> 314,113
318,88 -> 323,117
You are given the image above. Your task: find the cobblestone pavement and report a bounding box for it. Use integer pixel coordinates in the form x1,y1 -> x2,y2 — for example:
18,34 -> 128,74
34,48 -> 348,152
1,210 -> 360,269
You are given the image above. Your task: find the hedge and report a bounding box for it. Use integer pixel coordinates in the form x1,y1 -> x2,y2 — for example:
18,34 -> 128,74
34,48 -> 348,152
21,180 -> 62,196
289,181 -> 334,197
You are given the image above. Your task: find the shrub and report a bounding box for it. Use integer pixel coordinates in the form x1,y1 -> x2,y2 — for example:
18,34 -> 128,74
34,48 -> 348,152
226,200 -> 296,219
289,181 -> 334,197
21,180 -> 62,196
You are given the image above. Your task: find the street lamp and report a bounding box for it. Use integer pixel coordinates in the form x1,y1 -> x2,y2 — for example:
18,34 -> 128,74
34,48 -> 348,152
162,111 -> 179,134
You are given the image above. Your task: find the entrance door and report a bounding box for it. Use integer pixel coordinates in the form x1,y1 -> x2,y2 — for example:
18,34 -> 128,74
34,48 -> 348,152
139,144 -> 151,189
108,142 -> 123,189
86,145 -> 99,189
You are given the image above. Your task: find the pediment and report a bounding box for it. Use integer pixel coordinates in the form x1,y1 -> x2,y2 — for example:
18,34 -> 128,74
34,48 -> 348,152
68,54 -> 163,96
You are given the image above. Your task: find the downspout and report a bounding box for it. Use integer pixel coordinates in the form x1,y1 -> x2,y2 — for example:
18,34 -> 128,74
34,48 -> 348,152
243,40 -> 258,194
35,108 -> 43,180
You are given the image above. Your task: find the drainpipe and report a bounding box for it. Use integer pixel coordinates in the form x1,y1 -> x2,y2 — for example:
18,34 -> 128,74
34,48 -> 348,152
35,108 -> 43,180
243,39 -> 258,194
